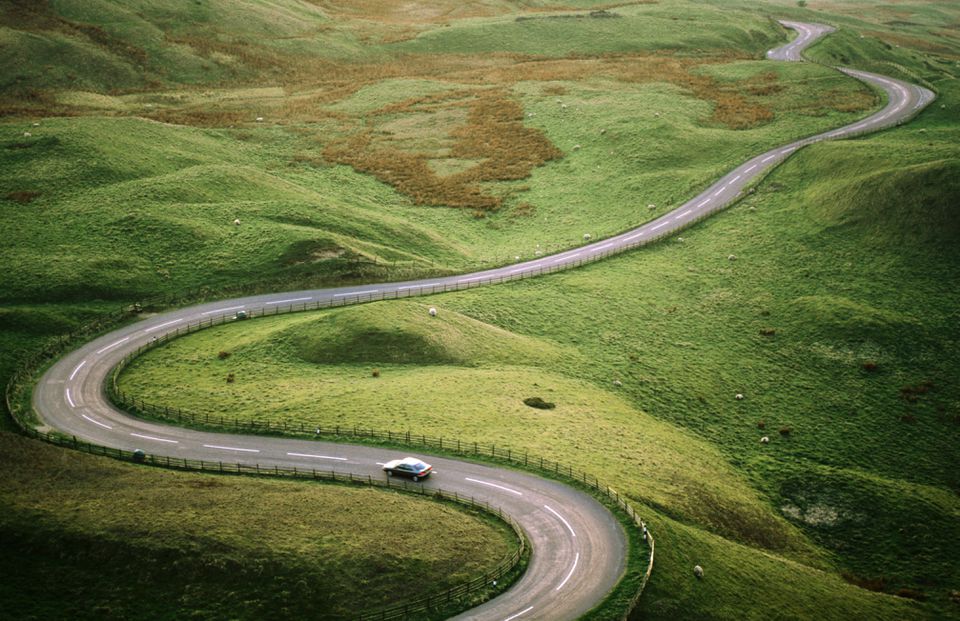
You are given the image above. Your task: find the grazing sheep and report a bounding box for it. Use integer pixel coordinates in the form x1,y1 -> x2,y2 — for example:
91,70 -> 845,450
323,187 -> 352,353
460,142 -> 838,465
515,255 -> 521,261
735,393 -> 744,400
760,436 -> 770,444
32,122 -> 39,127
428,307 -> 438,317
561,103 -> 568,110
613,379 -> 622,387
647,204 -> 656,210
677,237 -> 685,243
572,144 -> 581,151
728,254 -> 737,261
23,132 -> 31,137
255,116 -> 264,122
693,565 -> 704,579
233,218 -> 241,226
600,128 -> 607,135
583,233 -> 591,240
654,112 -> 660,118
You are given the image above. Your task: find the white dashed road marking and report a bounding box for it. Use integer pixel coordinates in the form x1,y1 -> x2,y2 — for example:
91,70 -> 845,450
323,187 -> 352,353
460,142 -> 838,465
201,305 -> 244,316
144,318 -> 183,333
334,290 -> 379,297
69,360 -> 86,380
465,477 -> 524,496
203,444 -> 260,453
556,552 -> 580,591
503,606 -> 534,621
287,452 -> 348,461
544,505 -> 577,537
82,414 -> 112,430
131,433 -> 178,444
65,388 -> 75,408
266,297 -> 312,305
96,337 -> 129,354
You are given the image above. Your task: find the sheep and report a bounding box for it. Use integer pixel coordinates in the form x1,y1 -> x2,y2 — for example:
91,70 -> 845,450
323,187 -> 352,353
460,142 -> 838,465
561,103 -> 568,110
572,144 -> 581,151
583,233 -> 591,240
32,122 -> 39,127
728,254 -> 737,261
255,116 -> 264,122
515,255 -> 521,261
693,565 -> 704,579
600,128 -> 607,135
677,237 -> 685,243
647,204 -> 656,210
735,393 -> 744,400
760,436 -> 770,444
613,379 -> 622,387
23,132 -> 31,138
654,112 -> 660,118
233,218 -> 241,226
428,307 -> 438,317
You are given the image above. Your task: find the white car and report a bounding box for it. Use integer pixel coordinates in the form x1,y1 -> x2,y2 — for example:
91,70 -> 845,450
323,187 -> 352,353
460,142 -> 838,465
383,457 -> 433,482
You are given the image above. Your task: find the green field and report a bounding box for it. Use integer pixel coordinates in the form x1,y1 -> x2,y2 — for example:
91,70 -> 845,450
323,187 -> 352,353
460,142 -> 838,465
3,0 -> 960,619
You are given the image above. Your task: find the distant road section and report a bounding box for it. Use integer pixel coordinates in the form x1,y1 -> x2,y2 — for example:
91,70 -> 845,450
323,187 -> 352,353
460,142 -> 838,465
30,22 -> 935,621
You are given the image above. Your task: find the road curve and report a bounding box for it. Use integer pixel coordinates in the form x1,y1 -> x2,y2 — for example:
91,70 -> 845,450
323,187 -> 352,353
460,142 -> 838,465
30,22 -> 934,621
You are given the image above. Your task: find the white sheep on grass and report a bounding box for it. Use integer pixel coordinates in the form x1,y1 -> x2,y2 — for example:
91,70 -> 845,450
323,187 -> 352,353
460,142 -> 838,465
428,307 -> 438,317
647,204 -> 656,210
233,218 -> 241,226
735,393 -> 744,400
760,436 -> 770,444
728,254 -> 737,261
583,233 -> 591,241
693,565 -> 704,579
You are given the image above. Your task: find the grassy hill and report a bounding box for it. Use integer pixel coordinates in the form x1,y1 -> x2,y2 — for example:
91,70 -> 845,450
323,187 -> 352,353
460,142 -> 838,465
3,0 -> 960,618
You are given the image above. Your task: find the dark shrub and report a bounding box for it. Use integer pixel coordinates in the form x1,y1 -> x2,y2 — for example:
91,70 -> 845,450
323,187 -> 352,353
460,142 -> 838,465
226,373 -> 235,383
779,426 -> 792,436
757,420 -> 765,429
218,351 -> 231,360
523,397 -> 555,410
759,328 -> 776,336
371,368 -> 380,378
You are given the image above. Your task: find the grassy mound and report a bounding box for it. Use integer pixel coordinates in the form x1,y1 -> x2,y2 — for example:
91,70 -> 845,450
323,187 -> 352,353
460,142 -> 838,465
119,303 -> 821,558
285,302 -> 573,366
0,432 -> 516,620
810,157 -> 960,247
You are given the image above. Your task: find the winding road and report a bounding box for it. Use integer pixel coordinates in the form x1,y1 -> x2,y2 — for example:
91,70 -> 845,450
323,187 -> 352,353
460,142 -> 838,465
29,22 -> 934,621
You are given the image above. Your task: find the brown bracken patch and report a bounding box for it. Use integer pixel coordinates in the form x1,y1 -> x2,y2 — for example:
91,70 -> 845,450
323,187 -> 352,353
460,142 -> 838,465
324,89 -> 562,211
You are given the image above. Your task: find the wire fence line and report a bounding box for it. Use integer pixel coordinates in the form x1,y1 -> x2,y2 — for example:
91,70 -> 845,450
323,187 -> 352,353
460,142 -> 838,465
9,423 -> 527,621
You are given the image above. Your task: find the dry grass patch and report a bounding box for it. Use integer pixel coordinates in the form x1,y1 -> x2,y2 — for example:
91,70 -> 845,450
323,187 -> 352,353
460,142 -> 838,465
324,88 -> 562,211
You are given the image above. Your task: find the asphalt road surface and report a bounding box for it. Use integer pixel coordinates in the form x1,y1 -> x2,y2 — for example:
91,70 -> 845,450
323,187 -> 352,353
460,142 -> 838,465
30,22 -> 934,621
